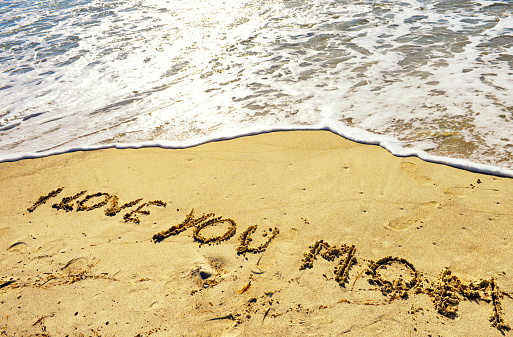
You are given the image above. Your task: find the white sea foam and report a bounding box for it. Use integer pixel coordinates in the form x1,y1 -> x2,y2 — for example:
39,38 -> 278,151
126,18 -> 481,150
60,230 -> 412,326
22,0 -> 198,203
1,0 -> 512,176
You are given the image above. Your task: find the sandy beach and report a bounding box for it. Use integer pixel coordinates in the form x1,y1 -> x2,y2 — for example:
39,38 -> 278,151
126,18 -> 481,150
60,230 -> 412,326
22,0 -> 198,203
1,130 -> 512,336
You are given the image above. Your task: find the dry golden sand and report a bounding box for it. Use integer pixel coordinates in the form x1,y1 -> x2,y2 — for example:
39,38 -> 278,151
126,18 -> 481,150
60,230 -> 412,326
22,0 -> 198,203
1,130 -> 513,336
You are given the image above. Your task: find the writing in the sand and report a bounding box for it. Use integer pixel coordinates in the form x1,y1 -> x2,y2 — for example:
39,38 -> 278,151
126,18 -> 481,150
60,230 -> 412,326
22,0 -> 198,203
26,187 -> 280,252
26,188 -> 510,331
27,187 -> 162,224
298,240 -> 509,331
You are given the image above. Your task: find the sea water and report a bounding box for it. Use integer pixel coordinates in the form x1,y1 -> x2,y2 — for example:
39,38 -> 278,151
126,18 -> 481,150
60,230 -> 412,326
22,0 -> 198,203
1,0 -> 512,176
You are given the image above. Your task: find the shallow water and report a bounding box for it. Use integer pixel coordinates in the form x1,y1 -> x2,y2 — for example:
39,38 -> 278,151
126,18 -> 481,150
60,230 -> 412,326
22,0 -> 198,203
1,0 -> 512,172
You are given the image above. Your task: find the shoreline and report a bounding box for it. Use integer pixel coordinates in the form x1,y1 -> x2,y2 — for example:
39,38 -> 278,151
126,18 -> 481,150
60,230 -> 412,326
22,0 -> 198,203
2,127 -> 513,179
1,130 -> 512,336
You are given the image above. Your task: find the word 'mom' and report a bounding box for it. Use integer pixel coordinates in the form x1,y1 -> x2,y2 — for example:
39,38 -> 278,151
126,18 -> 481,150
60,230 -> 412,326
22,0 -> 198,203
299,239 -> 510,331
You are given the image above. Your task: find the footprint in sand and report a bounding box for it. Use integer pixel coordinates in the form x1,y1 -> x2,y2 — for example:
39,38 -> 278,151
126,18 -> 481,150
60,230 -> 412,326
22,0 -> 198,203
7,241 -> 28,253
443,186 -> 468,199
61,257 -> 88,274
443,179 -> 493,199
36,239 -> 67,254
387,201 -> 439,231
400,162 -> 432,187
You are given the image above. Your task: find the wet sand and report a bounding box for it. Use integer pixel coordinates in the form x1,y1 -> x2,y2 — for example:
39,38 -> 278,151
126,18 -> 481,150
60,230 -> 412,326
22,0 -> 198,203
1,130 -> 512,336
